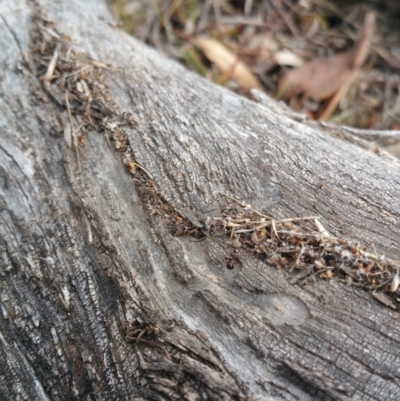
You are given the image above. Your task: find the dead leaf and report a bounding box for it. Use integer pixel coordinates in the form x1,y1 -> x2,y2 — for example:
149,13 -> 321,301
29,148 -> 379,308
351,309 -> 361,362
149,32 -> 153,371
193,38 -> 264,93
274,50 -> 304,67
277,51 -> 355,101
247,34 -> 278,63
317,12 -> 375,120
247,34 -> 278,53
277,11 -> 375,121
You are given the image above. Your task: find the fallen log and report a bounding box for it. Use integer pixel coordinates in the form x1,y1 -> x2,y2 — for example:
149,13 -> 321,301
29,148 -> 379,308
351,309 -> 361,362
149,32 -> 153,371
1,1 -> 400,400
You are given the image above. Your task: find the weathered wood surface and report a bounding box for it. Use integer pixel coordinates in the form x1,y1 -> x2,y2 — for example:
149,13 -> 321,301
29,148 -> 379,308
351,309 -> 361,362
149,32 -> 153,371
1,0 -> 400,400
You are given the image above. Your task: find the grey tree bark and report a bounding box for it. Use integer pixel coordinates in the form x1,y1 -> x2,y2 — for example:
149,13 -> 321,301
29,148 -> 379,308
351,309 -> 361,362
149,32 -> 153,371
1,0 -> 400,400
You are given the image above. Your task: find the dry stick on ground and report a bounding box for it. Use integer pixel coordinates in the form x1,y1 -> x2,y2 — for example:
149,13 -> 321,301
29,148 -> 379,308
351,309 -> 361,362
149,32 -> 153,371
1,1 -> 400,401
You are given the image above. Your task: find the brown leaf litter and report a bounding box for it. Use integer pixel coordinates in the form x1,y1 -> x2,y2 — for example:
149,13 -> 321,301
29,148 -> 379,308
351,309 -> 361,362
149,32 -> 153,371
277,11 -> 375,120
108,0 -> 400,132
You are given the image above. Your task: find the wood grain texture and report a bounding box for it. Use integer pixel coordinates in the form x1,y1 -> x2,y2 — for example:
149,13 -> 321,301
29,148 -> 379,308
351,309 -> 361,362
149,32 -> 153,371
1,0 -> 400,400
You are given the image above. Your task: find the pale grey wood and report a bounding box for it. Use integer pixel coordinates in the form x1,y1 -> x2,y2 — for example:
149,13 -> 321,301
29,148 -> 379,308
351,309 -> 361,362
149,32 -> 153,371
1,0 -> 400,400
